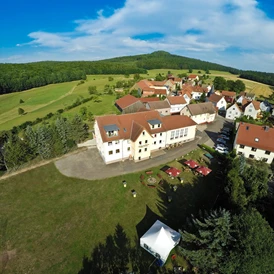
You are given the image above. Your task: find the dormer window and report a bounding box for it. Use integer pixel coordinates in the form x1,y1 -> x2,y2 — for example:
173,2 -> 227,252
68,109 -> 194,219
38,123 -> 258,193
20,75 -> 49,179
104,124 -> 119,138
147,119 -> 162,130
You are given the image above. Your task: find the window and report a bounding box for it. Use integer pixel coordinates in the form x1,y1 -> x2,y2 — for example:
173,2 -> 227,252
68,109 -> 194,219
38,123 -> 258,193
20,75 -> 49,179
152,125 -> 155,129
180,128 -> 184,137
154,141 -> 156,145
142,131 -> 145,135
145,148 -> 147,152
116,149 -> 120,153
232,108 -> 235,110
184,128 -> 188,137
158,124 -> 161,128
239,145 -> 245,149
139,149 -> 141,153
249,154 -> 254,159
251,147 -> 257,152
265,151 -> 271,155
170,131 -> 175,140
108,142 -> 112,146
139,141 -> 142,145
249,108 -> 252,112
160,133 -> 162,136
159,140 -> 162,144
229,111 -> 232,114
138,156 -> 141,160
109,150 -> 113,155
115,140 -> 119,144
145,140 -> 148,144
175,129 -> 179,139
127,147 -> 130,151
144,244 -> 149,250
238,152 -> 243,155
262,158 -> 268,162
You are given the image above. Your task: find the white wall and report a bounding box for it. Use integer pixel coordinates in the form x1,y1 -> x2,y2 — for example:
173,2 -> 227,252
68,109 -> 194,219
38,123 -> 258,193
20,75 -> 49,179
170,103 -> 187,114
244,104 -> 258,119
235,144 -> 274,164
133,130 -> 152,162
216,97 -> 227,110
151,132 -> 167,151
165,125 -> 196,145
190,113 -> 215,124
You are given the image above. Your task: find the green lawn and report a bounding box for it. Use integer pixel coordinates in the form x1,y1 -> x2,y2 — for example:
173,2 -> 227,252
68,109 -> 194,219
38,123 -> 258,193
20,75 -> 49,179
0,148 -> 222,273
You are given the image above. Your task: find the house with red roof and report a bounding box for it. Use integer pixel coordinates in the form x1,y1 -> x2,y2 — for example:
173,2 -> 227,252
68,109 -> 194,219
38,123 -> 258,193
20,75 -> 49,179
207,93 -> 227,111
221,90 -> 236,103
234,123 -> 274,164
132,80 -> 169,97
166,96 -> 188,115
188,74 -> 199,82
94,111 -> 197,164
243,101 -> 261,119
225,103 -> 243,120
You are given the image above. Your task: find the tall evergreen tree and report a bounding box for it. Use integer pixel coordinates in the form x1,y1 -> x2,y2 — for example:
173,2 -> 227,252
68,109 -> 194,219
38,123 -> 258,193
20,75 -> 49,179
36,125 -> 54,159
180,208 -> 234,273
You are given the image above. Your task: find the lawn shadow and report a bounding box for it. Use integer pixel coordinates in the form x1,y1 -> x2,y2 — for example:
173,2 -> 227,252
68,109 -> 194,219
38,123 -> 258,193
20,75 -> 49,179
78,223 -> 162,274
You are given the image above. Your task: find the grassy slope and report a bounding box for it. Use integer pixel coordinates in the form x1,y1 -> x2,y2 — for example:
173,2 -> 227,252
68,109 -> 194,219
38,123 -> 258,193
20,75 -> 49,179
0,148 -> 222,273
0,70 -> 272,131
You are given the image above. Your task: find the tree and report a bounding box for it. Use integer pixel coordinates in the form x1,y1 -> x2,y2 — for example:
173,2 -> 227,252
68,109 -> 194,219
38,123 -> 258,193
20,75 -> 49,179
36,125 -> 54,159
108,76 -> 114,81
180,208 -> 235,273
88,86 -> 97,95
19,99 -> 24,104
25,125 -> 38,155
79,106 -> 87,120
233,80 -> 245,93
199,92 -> 206,102
55,117 -> 71,154
70,114 -> 89,143
220,209 -> 274,274
18,108 -> 24,115
226,80 -> 235,91
188,68 -> 193,73
87,112 -> 94,122
213,76 -> 227,90
155,73 -> 165,81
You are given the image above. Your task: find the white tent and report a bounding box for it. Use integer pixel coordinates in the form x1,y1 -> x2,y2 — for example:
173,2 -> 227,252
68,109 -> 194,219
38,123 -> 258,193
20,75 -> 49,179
140,220 -> 181,264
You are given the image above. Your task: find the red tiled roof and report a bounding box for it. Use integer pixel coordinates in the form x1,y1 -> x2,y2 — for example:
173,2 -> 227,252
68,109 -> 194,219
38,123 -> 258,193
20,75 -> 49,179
139,97 -> 160,103
167,96 -> 187,105
161,115 -> 197,130
252,101 -> 261,110
147,101 -> 170,109
222,90 -> 236,97
150,81 -> 166,86
188,74 -> 198,79
192,85 -> 207,93
236,123 -> 274,152
208,93 -> 223,103
154,89 -> 167,95
115,94 -> 139,109
95,110 -> 196,143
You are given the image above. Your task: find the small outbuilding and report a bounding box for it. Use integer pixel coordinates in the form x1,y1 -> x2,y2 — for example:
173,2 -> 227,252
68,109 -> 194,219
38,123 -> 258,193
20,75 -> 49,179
140,220 -> 181,265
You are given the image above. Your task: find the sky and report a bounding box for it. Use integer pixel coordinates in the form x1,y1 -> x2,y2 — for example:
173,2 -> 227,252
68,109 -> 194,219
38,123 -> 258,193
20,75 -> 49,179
1,0 -> 274,72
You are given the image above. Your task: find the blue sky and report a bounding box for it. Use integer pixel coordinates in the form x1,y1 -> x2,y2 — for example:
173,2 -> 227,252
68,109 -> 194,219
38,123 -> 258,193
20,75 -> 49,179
1,0 -> 274,72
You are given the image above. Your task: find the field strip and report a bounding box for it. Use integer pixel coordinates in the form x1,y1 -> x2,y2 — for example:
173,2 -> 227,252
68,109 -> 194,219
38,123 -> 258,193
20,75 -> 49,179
0,85 -> 77,125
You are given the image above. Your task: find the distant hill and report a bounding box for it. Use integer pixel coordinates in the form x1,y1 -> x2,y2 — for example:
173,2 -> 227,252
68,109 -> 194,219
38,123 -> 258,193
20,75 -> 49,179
104,50 -> 240,74
0,51 -> 274,95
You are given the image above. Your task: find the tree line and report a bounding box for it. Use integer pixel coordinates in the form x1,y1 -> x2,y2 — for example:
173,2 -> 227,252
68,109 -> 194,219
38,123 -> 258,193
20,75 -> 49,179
0,115 -> 89,171
0,61 -> 146,94
213,76 -> 246,93
179,154 -> 274,273
240,70 -> 274,86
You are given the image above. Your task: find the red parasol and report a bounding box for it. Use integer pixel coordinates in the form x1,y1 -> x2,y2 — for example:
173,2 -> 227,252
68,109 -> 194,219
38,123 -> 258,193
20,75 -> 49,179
184,160 -> 199,169
196,166 -> 212,176
165,167 -> 181,177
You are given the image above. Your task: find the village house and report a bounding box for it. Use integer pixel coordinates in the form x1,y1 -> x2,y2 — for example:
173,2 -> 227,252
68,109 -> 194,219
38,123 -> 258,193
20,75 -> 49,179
115,94 -> 144,114
243,101 -> 261,119
225,103 -> 243,120
207,93 -> 227,111
190,85 -> 209,100
94,111 -> 197,164
145,101 -> 171,116
132,80 -> 169,97
188,74 -> 199,82
260,100 -> 272,112
165,96 -> 188,115
234,123 -> 274,164
180,102 -> 216,124
221,90 -> 236,104
237,92 -> 256,104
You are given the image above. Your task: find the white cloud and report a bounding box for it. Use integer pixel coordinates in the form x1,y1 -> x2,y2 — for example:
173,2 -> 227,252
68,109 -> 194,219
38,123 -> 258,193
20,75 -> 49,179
4,0 -> 274,71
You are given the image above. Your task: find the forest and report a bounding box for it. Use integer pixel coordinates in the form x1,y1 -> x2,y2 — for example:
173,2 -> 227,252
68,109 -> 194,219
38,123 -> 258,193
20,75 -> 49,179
1,51 -> 274,95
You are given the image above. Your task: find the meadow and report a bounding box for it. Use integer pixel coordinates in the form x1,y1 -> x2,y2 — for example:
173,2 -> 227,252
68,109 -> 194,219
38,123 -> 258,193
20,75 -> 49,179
0,69 -> 273,131
0,148 -> 222,273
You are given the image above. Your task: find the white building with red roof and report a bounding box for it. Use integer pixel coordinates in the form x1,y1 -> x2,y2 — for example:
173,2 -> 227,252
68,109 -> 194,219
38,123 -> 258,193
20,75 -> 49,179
94,111 -> 197,164
234,123 -> 274,164
243,101 -> 261,119
225,103 -> 243,120
166,96 -> 188,114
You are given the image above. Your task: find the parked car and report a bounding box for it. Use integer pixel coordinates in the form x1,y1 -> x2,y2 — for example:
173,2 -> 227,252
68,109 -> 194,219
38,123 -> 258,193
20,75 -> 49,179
216,147 -> 229,154
216,144 -> 228,150
217,138 -> 227,144
218,134 -> 230,140
221,127 -> 231,133
219,131 -> 230,136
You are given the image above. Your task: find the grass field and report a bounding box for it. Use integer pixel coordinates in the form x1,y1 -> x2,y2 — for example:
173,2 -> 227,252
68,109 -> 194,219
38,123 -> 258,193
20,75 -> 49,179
0,70 -> 273,131
0,148 -> 222,273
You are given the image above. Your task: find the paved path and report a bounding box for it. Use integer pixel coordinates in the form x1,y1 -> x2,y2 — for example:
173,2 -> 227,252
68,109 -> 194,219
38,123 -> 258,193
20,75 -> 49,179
55,116 -> 226,180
